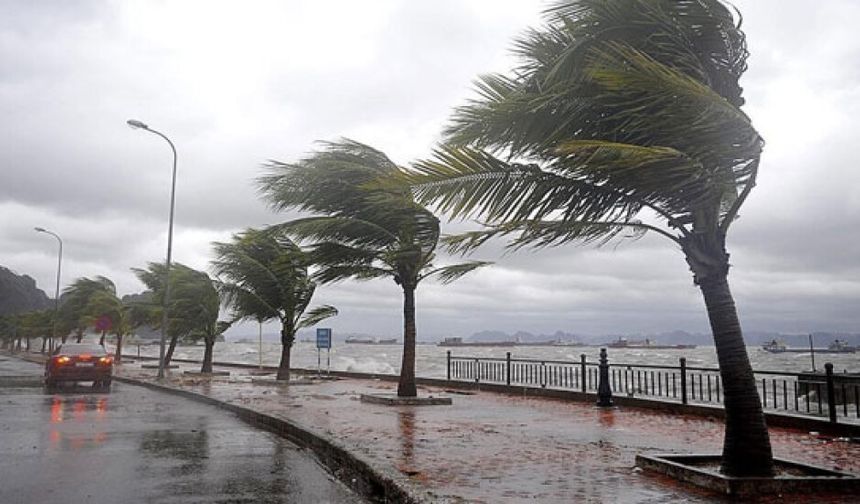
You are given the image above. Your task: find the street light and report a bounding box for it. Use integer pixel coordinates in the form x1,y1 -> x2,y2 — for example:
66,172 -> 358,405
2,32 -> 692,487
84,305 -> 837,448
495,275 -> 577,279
34,227 -> 62,353
127,118 -> 177,379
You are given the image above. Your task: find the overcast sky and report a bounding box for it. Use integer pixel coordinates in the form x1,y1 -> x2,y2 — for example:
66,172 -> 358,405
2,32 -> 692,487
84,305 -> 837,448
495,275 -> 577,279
2,0 -> 859,339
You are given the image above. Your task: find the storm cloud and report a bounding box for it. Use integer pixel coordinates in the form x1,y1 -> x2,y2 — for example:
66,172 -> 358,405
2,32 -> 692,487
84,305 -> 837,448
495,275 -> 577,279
1,0 -> 858,339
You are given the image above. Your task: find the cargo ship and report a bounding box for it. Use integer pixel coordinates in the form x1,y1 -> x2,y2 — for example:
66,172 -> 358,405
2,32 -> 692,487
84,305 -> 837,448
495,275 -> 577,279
605,337 -> 696,350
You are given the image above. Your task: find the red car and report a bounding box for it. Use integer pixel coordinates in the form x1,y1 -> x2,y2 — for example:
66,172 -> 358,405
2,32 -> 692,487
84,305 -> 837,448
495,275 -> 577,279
45,343 -> 113,391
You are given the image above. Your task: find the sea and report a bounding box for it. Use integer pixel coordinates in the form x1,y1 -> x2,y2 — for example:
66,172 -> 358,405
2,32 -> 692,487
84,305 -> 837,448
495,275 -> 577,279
125,341 -> 860,377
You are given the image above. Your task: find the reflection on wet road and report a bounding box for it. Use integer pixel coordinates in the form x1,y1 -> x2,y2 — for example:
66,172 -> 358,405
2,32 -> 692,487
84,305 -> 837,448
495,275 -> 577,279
0,359 -> 364,504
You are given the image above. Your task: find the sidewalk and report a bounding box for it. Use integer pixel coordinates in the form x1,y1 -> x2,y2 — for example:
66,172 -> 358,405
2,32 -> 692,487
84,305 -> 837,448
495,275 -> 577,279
113,360 -> 860,503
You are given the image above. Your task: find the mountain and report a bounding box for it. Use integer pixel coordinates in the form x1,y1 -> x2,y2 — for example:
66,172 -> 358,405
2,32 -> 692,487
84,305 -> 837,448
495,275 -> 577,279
468,330 -> 587,343
0,266 -> 51,316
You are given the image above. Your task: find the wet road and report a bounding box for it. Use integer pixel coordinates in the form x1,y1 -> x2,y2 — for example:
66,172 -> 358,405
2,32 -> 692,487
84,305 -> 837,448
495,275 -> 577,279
0,357 -> 365,504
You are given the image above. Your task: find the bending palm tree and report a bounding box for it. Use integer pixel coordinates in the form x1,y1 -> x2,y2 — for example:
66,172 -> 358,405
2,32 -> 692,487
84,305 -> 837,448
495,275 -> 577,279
84,288 -> 133,362
166,267 -> 227,373
259,140 -> 489,397
405,0 -> 772,476
212,228 -> 337,381
132,262 -> 222,367
59,276 -> 118,345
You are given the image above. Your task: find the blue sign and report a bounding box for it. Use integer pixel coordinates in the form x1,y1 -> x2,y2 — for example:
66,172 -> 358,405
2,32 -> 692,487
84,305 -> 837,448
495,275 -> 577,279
316,328 -> 332,349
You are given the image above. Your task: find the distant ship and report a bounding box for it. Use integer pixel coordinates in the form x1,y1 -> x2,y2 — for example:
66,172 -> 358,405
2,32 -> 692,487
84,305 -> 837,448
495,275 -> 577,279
761,338 -> 856,354
605,337 -> 696,350
345,337 -> 398,345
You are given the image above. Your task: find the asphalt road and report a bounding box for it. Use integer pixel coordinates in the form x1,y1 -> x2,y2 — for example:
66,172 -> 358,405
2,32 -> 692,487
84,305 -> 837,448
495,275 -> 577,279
0,356 -> 365,504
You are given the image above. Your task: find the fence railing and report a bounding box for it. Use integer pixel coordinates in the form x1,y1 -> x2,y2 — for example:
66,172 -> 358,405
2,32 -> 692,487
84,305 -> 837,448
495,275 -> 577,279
447,351 -> 860,425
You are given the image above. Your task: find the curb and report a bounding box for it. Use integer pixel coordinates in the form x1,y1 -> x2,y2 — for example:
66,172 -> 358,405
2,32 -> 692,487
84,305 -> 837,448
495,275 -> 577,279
112,374 -> 425,504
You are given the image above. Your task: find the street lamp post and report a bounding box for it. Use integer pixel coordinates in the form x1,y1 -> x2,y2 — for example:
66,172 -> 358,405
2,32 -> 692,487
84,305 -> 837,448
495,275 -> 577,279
34,227 -> 62,353
127,119 -> 177,379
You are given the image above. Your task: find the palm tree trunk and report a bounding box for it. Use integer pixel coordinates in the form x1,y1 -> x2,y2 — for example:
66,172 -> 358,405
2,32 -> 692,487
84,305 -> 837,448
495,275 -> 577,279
202,337 -> 214,373
277,323 -> 293,381
698,272 -> 774,477
40,337 -> 47,353
26,337 -> 31,352
115,333 -> 123,363
397,285 -> 418,397
164,334 -> 178,366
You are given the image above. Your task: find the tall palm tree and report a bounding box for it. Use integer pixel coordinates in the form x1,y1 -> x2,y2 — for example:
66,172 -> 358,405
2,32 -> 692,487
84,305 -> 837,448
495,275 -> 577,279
258,140 -> 489,397
404,0 -> 771,476
211,228 -> 337,381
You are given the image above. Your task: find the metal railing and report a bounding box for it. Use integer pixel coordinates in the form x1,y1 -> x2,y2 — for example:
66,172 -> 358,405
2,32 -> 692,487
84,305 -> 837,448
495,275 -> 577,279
447,351 -> 860,424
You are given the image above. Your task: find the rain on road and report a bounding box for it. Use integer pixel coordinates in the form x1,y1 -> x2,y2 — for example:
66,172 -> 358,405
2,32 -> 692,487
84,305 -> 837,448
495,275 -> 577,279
0,357 -> 365,504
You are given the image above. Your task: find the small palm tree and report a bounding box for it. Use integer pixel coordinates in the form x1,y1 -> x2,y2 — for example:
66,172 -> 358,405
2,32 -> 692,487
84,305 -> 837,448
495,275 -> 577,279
404,0 -> 772,476
59,276 -> 117,345
211,228 -> 337,381
258,140 -> 489,397
83,288 -> 129,361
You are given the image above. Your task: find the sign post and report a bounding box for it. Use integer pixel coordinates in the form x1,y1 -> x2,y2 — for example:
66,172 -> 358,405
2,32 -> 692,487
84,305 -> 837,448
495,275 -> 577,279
316,328 -> 332,376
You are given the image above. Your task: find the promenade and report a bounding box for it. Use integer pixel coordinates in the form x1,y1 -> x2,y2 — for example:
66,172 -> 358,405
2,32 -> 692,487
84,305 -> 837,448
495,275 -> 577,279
114,360 -> 860,503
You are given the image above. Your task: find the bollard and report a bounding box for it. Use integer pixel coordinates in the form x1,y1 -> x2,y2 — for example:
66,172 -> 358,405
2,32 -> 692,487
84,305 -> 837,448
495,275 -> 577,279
680,357 -> 688,405
825,363 -> 837,423
446,350 -> 451,382
506,352 -> 512,387
596,348 -> 613,407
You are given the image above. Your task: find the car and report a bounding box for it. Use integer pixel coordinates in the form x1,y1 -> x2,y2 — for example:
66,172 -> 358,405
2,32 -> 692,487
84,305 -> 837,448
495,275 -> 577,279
45,343 -> 113,391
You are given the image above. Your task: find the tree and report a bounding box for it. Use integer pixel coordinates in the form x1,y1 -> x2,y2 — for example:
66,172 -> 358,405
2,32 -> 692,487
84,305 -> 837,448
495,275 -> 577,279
58,277 -> 116,345
404,0 -> 771,476
212,228 -> 337,381
19,309 -> 52,352
132,262 -> 224,368
83,288 -> 140,363
258,140 -> 489,396
165,266 -> 229,373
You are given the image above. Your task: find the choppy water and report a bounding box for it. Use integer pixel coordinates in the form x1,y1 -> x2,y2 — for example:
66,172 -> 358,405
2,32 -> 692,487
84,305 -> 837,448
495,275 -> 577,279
126,341 -> 859,377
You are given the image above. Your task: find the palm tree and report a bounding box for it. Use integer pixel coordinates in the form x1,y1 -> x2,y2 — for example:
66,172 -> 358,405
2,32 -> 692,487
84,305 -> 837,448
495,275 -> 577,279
258,140 -> 489,397
132,262 -> 221,367
164,266 -> 228,373
83,287 -> 141,363
59,277 -> 117,345
211,228 -> 337,381
404,0 -> 771,476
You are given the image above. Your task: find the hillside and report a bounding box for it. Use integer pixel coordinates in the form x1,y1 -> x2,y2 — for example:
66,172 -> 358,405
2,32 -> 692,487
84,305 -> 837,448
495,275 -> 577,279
0,266 -> 51,316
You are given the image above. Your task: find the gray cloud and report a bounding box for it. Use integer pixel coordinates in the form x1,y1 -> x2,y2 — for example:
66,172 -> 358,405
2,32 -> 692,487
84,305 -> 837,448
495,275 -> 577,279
2,0 -> 858,340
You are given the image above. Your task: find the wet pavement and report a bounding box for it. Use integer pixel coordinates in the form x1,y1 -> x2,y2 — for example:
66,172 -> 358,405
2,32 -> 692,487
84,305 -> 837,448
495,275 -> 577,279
0,357 -> 365,504
112,360 -> 860,503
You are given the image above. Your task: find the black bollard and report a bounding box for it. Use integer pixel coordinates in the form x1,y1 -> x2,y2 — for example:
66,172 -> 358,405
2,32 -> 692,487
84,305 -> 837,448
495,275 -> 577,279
597,347 -> 614,407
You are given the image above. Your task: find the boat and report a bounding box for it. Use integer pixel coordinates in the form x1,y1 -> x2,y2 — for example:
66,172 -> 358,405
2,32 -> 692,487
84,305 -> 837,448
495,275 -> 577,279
761,339 -> 787,353
605,337 -> 696,350
761,338 -> 856,354
826,339 -> 857,353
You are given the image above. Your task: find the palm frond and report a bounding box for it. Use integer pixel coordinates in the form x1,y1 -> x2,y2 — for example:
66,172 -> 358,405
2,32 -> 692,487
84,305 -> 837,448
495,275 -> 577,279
408,145 -> 640,224
421,261 -> 492,284
296,305 -> 338,330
